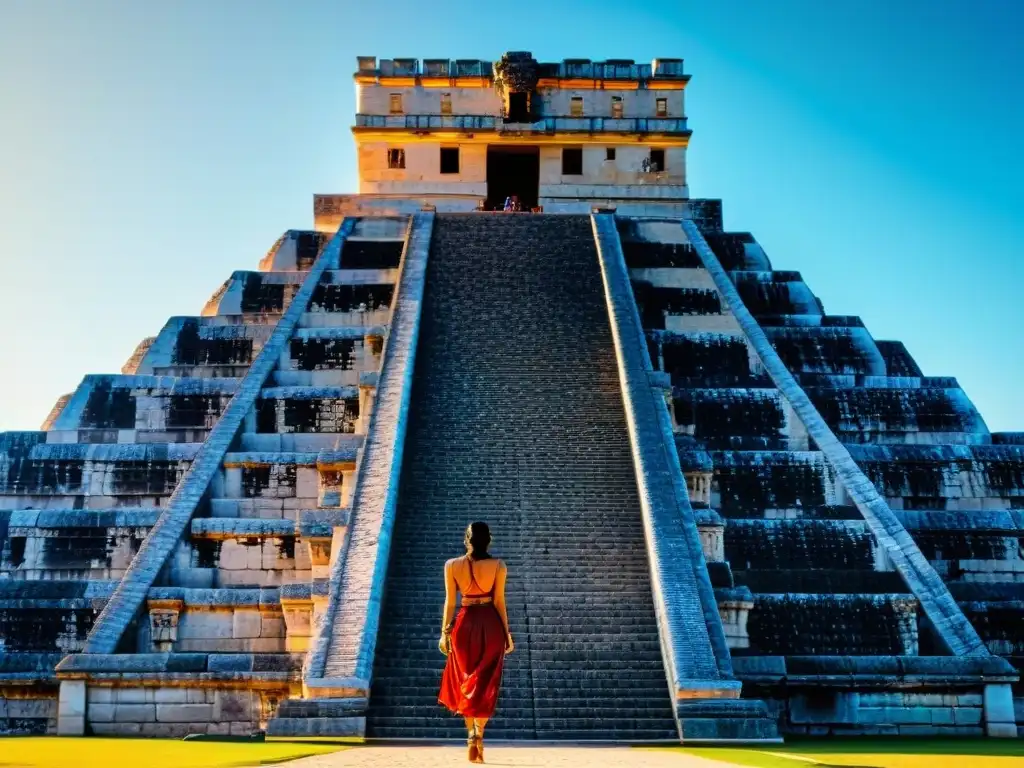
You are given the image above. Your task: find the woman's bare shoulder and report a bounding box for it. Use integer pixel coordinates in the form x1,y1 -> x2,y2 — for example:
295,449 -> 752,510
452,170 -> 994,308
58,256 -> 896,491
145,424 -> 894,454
444,556 -> 464,569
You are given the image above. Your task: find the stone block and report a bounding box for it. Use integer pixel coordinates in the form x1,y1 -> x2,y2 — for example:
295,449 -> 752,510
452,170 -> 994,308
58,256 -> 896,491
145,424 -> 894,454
58,681 -> 86,717
140,722 -> 194,737
261,613 -> 285,638
115,704 -> 156,723
246,637 -> 285,653
179,611 -> 234,640
153,688 -> 189,704
230,721 -> 254,736
88,703 -> 116,723
90,722 -> 142,736
953,707 -> 983,725
905,693 -> 945,707
87,687 -> 114,703
233,610 -> 263,639
116,687 -> 153,704
987,723 -> 1018,738
156,703 -> 214,723
57,681 -> 86,735
863,707 -> 932,725
218,542 -> 249,570
245,544 -> 265,570
983,683 -> 1016,737
186,689 -> 212,704
790,692 -> 857,724
214,690 -> 256,722
262,542 -> 288,569
7,699 -> 56,719
296,468 -> 320,499
930,708 -> 955,725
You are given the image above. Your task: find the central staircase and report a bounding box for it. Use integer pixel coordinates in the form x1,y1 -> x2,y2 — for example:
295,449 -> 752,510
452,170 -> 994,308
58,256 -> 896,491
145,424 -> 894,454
365,215 -> 680,740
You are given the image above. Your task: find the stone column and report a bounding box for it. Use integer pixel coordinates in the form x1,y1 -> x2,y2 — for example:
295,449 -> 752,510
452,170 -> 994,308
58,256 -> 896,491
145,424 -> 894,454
698,522 -> 724,563
57,680 -> 86,736
983,683 -> 1017,737
357,383 -> 377,436
281,596 -> 314,653
304,537 -> 333,581
685,471 -> 712,506
717,589 -> 754,650
147,598 -> 183,652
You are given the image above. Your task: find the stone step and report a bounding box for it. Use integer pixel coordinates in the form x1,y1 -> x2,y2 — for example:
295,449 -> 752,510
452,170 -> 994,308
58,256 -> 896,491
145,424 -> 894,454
375,633 -> 664,646
368,714 -> 678,730
366,725 -> 680,741
368,702 -> 677,720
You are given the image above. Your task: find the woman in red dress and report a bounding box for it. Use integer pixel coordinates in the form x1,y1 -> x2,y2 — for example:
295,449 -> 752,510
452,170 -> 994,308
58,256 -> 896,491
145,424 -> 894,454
438,522 -> 514,763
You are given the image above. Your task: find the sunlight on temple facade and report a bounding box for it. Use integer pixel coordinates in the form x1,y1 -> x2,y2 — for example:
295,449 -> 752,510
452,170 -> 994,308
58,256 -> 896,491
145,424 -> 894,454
316,53 -> 689,227
0,53 -> 1021,743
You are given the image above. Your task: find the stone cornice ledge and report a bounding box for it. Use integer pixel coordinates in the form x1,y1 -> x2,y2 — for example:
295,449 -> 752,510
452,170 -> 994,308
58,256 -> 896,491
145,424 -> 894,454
682,217 -> 990,658
591,214 -> 737,697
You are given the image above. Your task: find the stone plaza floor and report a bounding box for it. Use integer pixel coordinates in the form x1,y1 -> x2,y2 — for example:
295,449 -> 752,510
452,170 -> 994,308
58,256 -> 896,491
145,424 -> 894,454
265,745 -> 738,768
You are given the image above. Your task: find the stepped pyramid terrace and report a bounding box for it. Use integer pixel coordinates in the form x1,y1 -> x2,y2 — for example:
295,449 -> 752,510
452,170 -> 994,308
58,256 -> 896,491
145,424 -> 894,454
1,51 -> 1023,743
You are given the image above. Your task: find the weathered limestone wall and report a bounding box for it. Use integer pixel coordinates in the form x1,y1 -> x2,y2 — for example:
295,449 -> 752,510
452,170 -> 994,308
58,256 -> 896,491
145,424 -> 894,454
538,87 -> 683,118
539,146 -> 686,187
0,687 -> 58,735
356,83 -> 501,116
355,82 -> 683,119
357,143 -> 686,197
85,685 -> 278,737
779,690 -> 987,736
358,142 -> 487,196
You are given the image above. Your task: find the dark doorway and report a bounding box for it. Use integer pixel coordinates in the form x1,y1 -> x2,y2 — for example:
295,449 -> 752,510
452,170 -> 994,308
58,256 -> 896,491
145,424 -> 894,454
486,146 -> 540,211
507,92 -> 530,122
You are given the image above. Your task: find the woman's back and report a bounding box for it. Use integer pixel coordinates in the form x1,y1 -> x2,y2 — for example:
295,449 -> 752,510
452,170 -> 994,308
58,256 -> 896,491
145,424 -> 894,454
447,555 -> 504,597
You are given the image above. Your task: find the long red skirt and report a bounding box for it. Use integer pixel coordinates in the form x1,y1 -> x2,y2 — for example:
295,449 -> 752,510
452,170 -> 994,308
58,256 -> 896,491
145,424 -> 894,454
438,604 -> 506,717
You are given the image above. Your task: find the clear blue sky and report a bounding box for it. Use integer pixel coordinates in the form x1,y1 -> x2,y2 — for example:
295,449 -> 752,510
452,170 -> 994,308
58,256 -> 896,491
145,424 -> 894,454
1,0 -> 1021,432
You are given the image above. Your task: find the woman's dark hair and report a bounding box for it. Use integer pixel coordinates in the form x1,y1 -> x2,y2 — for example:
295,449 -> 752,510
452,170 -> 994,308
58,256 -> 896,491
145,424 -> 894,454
464,521 -> 492,559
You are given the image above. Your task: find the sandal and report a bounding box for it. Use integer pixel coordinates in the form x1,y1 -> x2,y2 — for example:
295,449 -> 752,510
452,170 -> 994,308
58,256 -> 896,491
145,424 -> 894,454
467,725 -> 479,763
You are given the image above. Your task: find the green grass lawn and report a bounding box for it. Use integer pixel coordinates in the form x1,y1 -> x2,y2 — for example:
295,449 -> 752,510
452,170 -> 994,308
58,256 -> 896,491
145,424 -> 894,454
678,738 -> 1024,768
0,737 -> 346,768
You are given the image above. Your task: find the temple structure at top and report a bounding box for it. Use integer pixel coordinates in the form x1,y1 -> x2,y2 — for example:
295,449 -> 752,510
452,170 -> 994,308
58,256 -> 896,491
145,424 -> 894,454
315,52 -> 689,228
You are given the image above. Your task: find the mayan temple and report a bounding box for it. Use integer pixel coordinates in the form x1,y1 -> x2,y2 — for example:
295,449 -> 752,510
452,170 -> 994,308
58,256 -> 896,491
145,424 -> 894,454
1,52 -> 1021,743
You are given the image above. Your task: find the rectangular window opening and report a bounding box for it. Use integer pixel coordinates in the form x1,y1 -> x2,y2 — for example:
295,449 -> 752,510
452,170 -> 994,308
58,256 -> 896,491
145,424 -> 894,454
606,147 -> 616,161
562,147 -> 583,176
387,148 -> 406,169
440,93 -> 452,115
649,148 -> 666,172
389,93 -> 403,114
656,97 -> 668,117
570,96 -> 584,117
611,96 -> 623,119
440,147 -> 460,174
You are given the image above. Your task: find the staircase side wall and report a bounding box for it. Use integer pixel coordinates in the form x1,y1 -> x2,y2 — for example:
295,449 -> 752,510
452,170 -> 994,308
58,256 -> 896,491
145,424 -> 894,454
72,221 -> 354,657
681,218 -> 989,659
592,214 -> 736,697
306,213 -> 434,688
